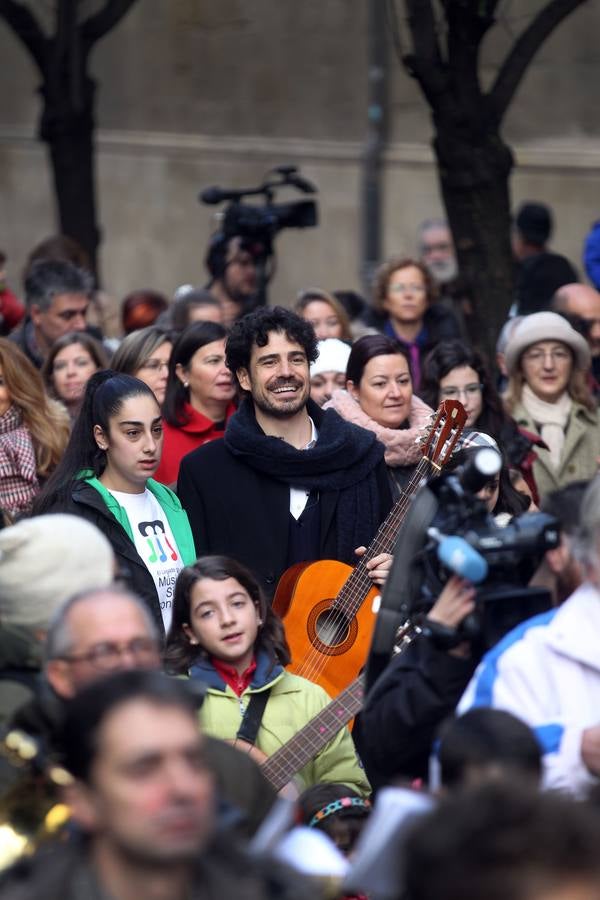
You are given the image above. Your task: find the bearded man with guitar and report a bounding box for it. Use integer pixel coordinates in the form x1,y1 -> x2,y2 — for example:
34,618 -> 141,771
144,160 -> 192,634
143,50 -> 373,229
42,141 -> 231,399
178,306 -> 394,602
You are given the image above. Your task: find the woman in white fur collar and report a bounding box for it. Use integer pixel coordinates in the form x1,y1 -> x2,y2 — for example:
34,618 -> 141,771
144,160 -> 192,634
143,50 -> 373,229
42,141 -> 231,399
324,334 -> 433,499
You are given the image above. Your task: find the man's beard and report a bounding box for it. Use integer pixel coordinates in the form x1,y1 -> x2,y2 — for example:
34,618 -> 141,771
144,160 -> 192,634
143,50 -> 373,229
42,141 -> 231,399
426,257 -> 458,285
252,379 -> 309,419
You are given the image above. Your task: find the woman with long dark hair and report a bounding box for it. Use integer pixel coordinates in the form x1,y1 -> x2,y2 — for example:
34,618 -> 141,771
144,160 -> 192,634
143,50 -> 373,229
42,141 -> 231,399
154,322 -> 237,485
32,371 -> 196,636
419,339 -> 544,501
164,555 -> 369,795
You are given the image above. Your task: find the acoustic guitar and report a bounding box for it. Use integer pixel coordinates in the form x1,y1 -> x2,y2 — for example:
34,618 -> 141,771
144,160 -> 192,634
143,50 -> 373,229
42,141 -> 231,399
272,399 -> 467,698
234,624 -> 425,794
231,676 -> 365,796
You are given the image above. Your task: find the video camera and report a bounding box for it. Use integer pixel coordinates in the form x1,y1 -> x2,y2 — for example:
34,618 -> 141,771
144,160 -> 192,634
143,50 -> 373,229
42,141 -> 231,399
200,165 -> 318,306
366,442 -> 559,690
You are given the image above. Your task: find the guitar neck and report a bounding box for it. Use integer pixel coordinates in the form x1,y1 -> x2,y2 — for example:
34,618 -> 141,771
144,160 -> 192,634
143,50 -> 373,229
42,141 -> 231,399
260,676 -> 364,792
338,455 -> 434,608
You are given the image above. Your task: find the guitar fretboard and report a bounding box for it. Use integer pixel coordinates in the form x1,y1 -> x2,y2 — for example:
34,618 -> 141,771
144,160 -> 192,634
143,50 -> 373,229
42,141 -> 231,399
333,455 -> 434,621
260,676 -> 364,791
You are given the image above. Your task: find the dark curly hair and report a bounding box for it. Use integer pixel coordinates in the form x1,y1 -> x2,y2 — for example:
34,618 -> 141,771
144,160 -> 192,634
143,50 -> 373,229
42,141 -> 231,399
225,306 -> 318,387
163,555 -> 291,674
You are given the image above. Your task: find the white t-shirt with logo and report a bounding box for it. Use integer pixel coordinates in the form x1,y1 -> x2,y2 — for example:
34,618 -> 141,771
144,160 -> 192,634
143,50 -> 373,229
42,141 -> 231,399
108,488 -> 184,632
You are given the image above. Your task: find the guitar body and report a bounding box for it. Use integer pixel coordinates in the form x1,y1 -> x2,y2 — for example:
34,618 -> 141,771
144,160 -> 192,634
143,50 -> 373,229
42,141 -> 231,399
273,400 -> 467,699
273,559 -> 380,698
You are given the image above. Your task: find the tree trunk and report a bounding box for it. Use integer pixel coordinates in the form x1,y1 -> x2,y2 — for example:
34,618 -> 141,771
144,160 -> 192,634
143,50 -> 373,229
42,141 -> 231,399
433,124 -> 515,361
38,74 -> 100,278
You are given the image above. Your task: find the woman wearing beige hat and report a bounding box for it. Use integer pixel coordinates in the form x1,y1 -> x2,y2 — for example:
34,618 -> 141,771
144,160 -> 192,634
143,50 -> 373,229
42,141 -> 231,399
503,311 -> 600,498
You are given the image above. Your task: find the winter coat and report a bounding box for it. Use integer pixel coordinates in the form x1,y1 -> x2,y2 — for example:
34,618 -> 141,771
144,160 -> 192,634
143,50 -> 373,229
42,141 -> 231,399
354,635 -> 477,788
8,318 -> 43,369
0,287 -> 24,334
0,832 -> 314,900
584,220 -> 600,289
0,625 -> 42,730
509,399 -> 600,498
177,402 -> 392,601
191,651 -> 371,796
154,400 -> 236,486
2,683 -> 277,841
458,582 -> 600,797
365,304 -> 462,388
42,477 -> 196,636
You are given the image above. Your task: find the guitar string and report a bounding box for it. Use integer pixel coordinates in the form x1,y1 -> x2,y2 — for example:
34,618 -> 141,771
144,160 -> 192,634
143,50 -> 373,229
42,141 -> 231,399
293,417 -> 463,687
294,452 -> 433,685
262,680 -> 364,788
293,443 -> 437,684
263,693 -> 361,787
268,410 -> 464,788
264,705 -> 361,789
310,416 -> 464,673
295,460 -> 427,685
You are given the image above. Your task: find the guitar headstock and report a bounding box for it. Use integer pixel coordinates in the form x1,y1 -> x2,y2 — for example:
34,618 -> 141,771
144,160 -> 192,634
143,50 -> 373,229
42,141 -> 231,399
419,399 -> 468,468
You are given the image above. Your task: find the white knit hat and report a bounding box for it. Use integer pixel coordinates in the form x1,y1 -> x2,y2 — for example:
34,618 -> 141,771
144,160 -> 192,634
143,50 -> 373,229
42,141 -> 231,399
310,339 -> 351,378
0,514 -> 115,629
504,311 -> 590,376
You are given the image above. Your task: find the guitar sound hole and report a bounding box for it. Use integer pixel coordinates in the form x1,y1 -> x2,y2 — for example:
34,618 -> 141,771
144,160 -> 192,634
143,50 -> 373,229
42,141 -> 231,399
315,609 -> 351,647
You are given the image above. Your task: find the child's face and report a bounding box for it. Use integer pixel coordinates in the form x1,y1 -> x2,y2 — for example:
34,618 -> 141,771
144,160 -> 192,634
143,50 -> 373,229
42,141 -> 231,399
182,577 -> 261,674
322,816 -> 367,857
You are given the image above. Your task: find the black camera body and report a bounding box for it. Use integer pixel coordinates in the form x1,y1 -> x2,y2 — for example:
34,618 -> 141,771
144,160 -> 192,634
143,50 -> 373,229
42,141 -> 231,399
419,471 -> 559,651
365,451 -> 560,691
222,198 -> 317,247
200,166 -> 318,301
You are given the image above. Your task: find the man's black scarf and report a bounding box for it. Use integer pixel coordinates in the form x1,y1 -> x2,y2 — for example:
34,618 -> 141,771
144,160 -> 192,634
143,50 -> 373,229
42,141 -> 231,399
225,397 -> 385,564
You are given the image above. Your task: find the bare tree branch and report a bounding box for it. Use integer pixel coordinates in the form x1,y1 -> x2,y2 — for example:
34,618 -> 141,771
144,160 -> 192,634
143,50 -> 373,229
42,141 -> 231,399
444,1 -> 498,117
405,0 -> 441,65
402,0 -> 449,104
489,0 -> 588,122
81,0 -> 138,45
0,0 -> 47,72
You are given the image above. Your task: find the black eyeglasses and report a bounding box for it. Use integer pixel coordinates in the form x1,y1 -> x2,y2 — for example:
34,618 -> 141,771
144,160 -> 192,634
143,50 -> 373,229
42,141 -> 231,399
58,638 -> 160,670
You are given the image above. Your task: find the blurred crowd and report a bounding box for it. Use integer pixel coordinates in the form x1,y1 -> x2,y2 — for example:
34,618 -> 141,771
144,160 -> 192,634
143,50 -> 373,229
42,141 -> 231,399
2,204 -> 600,899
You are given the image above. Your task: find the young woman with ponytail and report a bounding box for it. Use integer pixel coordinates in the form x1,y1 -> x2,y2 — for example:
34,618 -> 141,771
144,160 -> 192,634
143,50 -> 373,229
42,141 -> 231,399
32,371 -> 196,637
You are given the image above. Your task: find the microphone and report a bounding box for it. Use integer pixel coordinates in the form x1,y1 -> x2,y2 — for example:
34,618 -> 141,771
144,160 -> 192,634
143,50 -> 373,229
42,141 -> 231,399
437,535 -> 488,584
